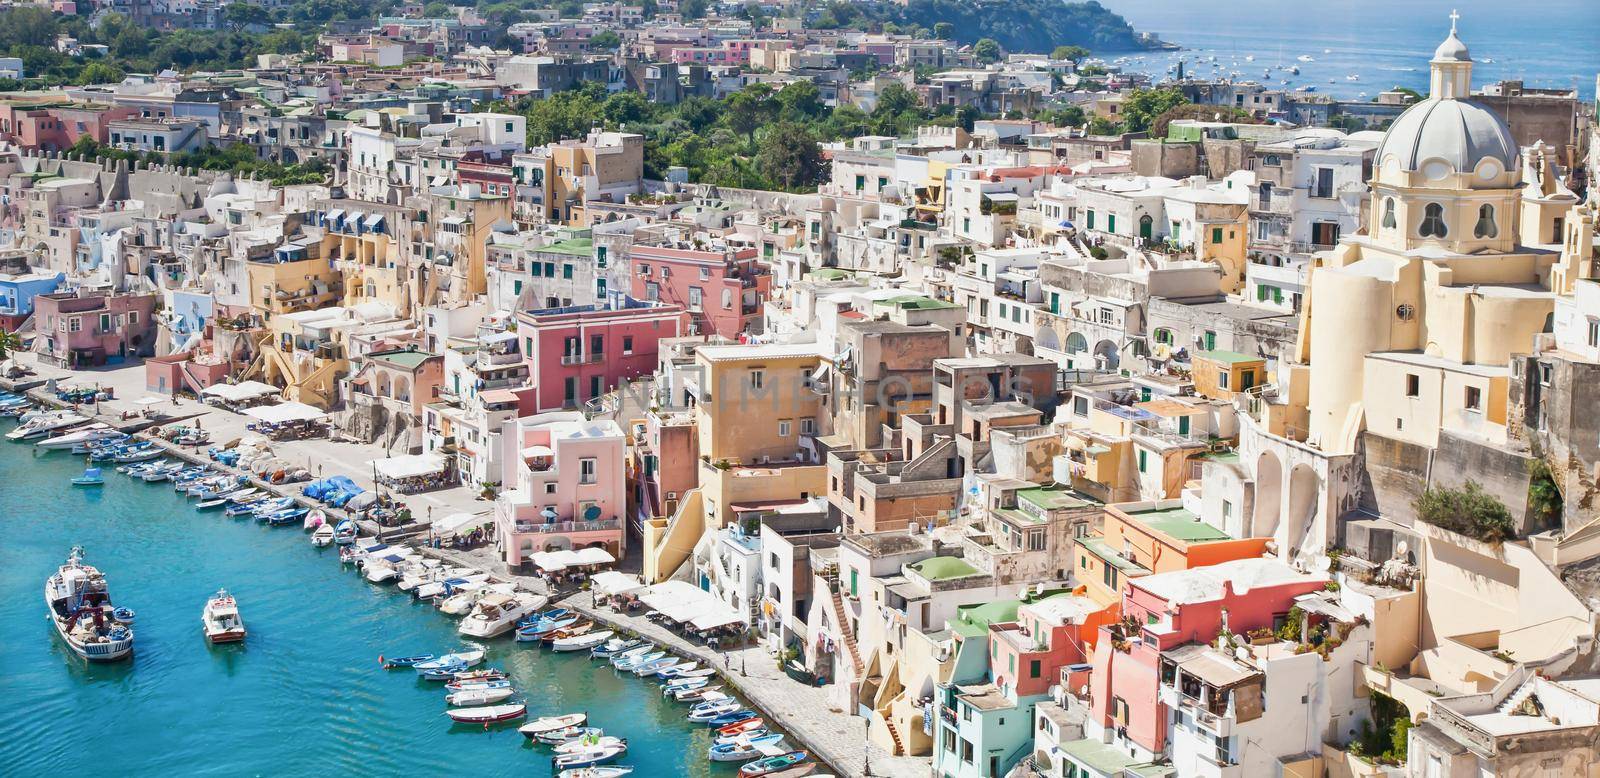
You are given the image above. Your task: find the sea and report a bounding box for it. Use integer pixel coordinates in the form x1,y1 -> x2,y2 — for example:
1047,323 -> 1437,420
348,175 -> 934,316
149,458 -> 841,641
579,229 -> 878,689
1095,0 -> 1600,101
0,433 -> 741,776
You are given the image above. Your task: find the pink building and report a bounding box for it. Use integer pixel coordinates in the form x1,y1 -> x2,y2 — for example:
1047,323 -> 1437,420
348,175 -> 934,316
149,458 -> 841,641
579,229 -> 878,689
517,300 -> 687,413
670,47 -> 731,64
1085,558 -> 1326,757
988,594 -> 1116,699
630,243 -> 770,339
0,102 -> 137,152
33,291 -> 158,367
494,412 -> 627,569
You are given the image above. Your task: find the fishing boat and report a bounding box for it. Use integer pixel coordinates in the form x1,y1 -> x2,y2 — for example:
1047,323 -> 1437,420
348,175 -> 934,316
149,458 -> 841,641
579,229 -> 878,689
716,728 -> 774,747
672,686 -> 725,702
459,591 -> 547,639
664,677 -> 711,696
311,524 -> 336,547
332,520 -> 358,545
37,424 -> 122,450
536,725 -> 605,745
739,751 -> 810,776
615,650 -> 667,672
380,653 -> 436,669
552,630 -> 615,652
44,547 -> 134,662
590,637 -> 642,659
553,742 -> 628,770
516,614 -> 577,642
664,667 -> 715,681
444,675 -> 510,693
632,656 -> 678,676
707,709 -> 758,728
113,446 -> 163,463
303,509 -> 327,531
655,661 -> 702,679
554,736 -> 625,755
445,686 -> 515,706
518,607 -> 571,629
556,768 -> 633,778
543,620 -> 596,645
225,500 -> 268,517
519,712 -> 589,738
264,506 -> 310,526
708,733 -> 785,762
608,644 -> 654,668
71,467 -> 105,486
717,717 -> 766,738
201,588 -> 247,644
687,698 -> 743,722
445,702 -> 527,724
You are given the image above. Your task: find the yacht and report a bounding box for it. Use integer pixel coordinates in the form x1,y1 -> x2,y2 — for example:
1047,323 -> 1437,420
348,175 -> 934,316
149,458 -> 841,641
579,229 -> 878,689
8,410 -> 90,441
458,591 -> 548,638
45,547 -> 134,662
201,589 -> 247,645
36,424 -> 124,450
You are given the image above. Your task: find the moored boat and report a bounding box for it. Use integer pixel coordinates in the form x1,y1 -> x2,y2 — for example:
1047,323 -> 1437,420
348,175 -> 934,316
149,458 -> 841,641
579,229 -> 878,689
201,588 -> 247,644
553,735 -> 625,755
445,686 -> 515,707
303,509 -> 327,531
590,637 -> 642,659
459,591 -> 547,639
739,751 -> 810,776
556,767 -> 634,778
44,547 -> 134,662
445,702 -> 527,724
71,467 -> 105,486
311,524 -> 336,547
380,653 -> 436,669
708,733 -> 785,762
534,725 -> 604,745
552,629 -> 614,652
519,712 -> 588,738
552,742 -> 628,770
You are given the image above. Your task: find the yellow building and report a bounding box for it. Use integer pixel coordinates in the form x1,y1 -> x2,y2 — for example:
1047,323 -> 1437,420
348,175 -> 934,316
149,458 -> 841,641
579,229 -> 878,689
514,131 -> 644,226
316,201 -> 417,317
425,183 -> 513,305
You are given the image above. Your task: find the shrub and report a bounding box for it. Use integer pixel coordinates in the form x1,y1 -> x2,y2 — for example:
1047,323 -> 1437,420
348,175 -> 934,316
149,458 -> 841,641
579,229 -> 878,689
1413,480 -> 1514,544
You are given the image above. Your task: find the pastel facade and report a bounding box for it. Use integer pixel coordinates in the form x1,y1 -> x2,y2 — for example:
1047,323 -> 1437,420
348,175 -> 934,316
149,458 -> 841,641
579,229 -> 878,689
495,412 -> 627,567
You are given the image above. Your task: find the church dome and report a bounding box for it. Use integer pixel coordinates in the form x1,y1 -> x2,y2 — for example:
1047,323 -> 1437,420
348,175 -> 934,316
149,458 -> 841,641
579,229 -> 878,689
1374,96 -> 1516,176
1433,31 -> 1470,62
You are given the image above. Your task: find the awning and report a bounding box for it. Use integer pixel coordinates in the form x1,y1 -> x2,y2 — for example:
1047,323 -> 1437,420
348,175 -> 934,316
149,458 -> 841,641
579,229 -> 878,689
520,444 -> 554,459
434,511 -> 492,536
591,570 -> 644,596
370,453 -> 448,480
639,580 -> 716,621
689,604 -> 745,631
530,549 -> 581,571
132,395 -> 166,406
244,401 -> 328,424
202,380 -> 281,402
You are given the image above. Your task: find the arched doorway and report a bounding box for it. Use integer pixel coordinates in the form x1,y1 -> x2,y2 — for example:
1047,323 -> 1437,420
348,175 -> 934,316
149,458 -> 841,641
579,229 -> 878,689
1253,451 -> 1283,538
1139,215 -> 1153,241
1065,332 -> 1088,354
1093,340 -> 1120,370
1034,325 -> 1061,353
1286,464 -> 1320,558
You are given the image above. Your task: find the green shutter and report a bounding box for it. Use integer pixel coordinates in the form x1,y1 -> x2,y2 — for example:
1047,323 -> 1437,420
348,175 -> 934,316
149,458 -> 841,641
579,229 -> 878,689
1138,450 -> 1147,472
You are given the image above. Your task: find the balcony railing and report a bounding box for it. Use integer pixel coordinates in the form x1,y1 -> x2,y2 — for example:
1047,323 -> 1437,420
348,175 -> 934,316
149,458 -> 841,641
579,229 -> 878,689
560,352 -> 604,366
512,518 -> 621,534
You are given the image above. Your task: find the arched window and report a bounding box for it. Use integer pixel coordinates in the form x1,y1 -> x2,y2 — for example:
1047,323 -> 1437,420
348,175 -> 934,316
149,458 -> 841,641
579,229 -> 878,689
1419,203 -> 1448,238
1474,204 -> 1498,239
1381,198 -> 1396,230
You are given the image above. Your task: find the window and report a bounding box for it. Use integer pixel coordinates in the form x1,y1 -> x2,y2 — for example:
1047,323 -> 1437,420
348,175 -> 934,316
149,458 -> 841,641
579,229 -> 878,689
1223,500 -> 1233,519
68,317 -> 81,333
800,418 -> 815,435
778,419 -> 792,437
1420,203 -> 1449,238
1154,328 -> 1174,345
1027,530 -> 1045,551
596,246 -> 607,268
749,370 -> 764,389
579,457 -> 598,484
1588,320 -> 1598,348
1137,449 -> 1147,473
1382,197 -> 1397,229
590,334 -> 604,356
562,264 -> 573,279
688,287 -> 702,309
623,336 -> 634,354
1474,204 -> 1498,239
545,482 -> 557,494
1218,370 -> 1230,390
1405,374 -> 1420,397
1211,226 -> 1224,244
1074,396 -> 1089,416
1465,386 -> 1482,411
1203,331 -> 1217,350
721,288 -> 733,309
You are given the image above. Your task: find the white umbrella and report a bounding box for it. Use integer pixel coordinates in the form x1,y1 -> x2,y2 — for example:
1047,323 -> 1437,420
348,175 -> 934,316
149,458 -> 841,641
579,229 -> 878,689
133,396 -> 167,406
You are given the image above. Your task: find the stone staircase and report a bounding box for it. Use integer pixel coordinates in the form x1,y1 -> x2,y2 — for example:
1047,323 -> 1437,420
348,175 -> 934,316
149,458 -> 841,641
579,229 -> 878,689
1496,676 -> 1539,715
828,587 -> 865,677
880,711 -> 905,756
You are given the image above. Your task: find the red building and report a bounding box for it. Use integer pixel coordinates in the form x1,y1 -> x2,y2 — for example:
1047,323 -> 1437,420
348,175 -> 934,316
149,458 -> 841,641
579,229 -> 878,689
0,101 -> 137,152
517,299 -> 688,412
629,242 -> 769,339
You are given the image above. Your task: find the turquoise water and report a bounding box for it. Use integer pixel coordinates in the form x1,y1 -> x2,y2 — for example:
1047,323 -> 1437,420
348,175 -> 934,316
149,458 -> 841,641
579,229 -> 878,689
0,434 -> 739,777
1097,0 -> 1599,100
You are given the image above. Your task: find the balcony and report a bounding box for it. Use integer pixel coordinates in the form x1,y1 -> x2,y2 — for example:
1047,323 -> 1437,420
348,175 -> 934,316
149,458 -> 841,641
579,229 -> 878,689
560,352 -> 604,366
512,518 -> 621,534
478,350 -> 523,367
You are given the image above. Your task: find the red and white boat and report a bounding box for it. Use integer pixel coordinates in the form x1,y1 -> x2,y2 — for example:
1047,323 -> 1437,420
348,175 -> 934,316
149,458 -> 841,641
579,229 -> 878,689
446,702 -> 527,724
718,717 -> 766,738
201,589 -> 247,645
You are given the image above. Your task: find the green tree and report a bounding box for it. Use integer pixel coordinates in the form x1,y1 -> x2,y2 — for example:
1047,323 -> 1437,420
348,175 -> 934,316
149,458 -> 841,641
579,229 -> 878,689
1119,87 -> 1189,133
756,121 -> 824,191
973,37 -> 1000,64
873,82 -> 920,117
1051,45 -> 1090,62
224,2 -> 271,29
774,80 -> 822,120
932,21 -> 953,40
0,329 -> 20,360
76,61 -> 124,85
724,85 -> 774,141
589,30 -> 621,50
422,1 -> 452,17
1413,480 -> 1515,544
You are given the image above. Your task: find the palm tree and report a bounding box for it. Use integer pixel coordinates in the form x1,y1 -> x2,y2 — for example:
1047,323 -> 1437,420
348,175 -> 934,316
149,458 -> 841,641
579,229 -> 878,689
0,329 -> 21,361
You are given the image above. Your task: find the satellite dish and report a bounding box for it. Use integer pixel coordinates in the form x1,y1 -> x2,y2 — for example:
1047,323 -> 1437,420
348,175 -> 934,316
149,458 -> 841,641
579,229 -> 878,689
583,505 -> 602,521
1396,540 -> 1410,558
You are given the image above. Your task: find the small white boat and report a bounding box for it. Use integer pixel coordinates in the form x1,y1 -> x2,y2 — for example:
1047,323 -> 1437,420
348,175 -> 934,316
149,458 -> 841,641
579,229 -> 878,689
37,424 -> 120,450
413,572 -> 490,601
445,702 -> 527,724
459,591 -> 548,639
554,736 -> 625,755
311,524 -> 336,547
520,712 -> 588,738
445,686 -> 515,706
201,589 -> 247,645
414,649 -> 486,672
552,630 -> 615,652
554,742 -> 628,769
557,768 -> 633,778
8,410 -> 89,441
303,509 -> 326,531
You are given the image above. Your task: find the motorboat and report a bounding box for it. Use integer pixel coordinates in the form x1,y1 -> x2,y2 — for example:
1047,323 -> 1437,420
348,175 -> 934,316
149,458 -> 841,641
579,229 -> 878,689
201,588 -> 247,645
716,728 -> 775,747
459,591 -> 548,639
413,573 -> 490,601
37,424 -> 122,450
445,703 -> 527,724
516,615 -> 578,642
45,547 -> 134,662
113,446 -> 163,463
739,751 -> 810,776
590,637 -> 642,660
609,645 -> 656,668
303,509 -> 327,531
519,712 -> 589,738
196,497 -> 229,510
311,524 -> 336,547
556,768 -> 633,778
631,656 -> 678,676
707,709 -> 758,728
615,651 -> 666,672
380,653 -> 436,669
71,467 -> 105,486
664,667 -> 715,681
141,462 -> 187,482
552,630 -> 614,653
332,521 -> 359,546
535,725 -> 604,745
664,678 -> 711,697
687,698 -> 743,722
708,733 -> 784,762
717,717 -> 765,738
518,608 -> 571,629
444,675 -> 510,693
363,551 -> 421,584
552,742 -> 627,770
264,507 -> 309,526
395,560 -> 447,592
655,662 -> 702,679
7,410 -> 90,441
414,648 -> 485,670
436,584 -> 494,615
554,736 -> 625,755
673,687 -> 726,702
225,500 -> 269,517
445,686 -> 515,707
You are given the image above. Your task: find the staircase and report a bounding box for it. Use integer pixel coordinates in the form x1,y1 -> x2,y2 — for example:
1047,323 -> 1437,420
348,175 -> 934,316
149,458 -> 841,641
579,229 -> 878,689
1496,677 -> 1539,715
881,711 -> 906,756
828,587 -> 865,677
